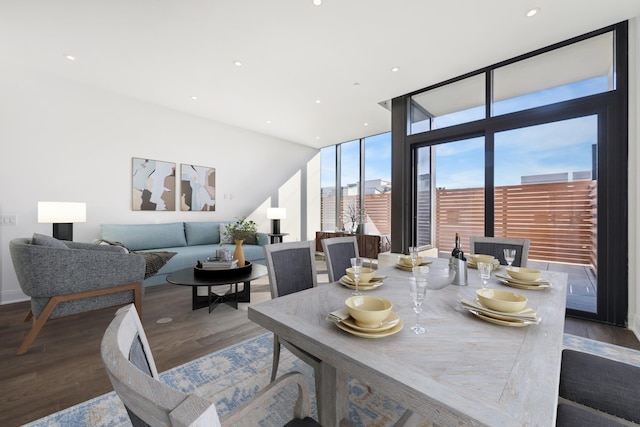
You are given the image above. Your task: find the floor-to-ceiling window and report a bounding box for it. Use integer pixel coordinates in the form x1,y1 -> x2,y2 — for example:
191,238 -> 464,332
320,133 -> 392,240
392,22 -> 627,325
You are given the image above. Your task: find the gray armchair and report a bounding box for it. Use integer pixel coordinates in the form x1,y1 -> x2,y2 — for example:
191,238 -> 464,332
9,234 -> 146,355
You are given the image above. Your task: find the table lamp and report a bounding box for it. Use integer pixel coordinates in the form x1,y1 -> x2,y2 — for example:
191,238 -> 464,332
37,201 -> 87,241
267,207 -> 286,234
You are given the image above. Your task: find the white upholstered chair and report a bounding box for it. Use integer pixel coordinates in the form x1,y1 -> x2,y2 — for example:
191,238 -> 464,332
101,304 -> 319,427
469,236 -> 531,267
321,236 -> 359,282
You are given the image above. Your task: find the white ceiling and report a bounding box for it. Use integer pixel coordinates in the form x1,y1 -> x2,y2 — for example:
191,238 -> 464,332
1,1 -> 639,149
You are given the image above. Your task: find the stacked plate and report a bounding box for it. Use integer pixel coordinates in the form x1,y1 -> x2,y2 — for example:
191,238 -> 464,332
467,258 -> 501,270
461,297 -> 541,327
339,275 -> 385,290
495,272 -> 552,290
394,260 -> 432,271
336,312 -> 404,338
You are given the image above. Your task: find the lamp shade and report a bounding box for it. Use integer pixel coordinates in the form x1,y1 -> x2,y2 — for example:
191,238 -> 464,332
38,202 -> 87,223
267,208 -> 286,220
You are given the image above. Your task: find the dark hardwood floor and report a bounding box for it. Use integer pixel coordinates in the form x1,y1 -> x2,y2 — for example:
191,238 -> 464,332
1,265 -> 638,426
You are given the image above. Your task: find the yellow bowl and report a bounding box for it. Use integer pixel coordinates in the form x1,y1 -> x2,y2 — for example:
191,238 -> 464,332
345,295 -> 393,328
398,255 -> 423,266
345,267 -> 375,283
476,288 -> 527,313
469,254 -> 495,264
506,267 -> 542,282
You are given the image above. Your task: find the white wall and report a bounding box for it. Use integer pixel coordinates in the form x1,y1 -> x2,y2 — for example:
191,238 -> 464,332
0,65 -> 320,304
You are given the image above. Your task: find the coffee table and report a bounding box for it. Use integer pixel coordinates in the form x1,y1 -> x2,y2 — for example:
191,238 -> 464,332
167,264 -> 267,313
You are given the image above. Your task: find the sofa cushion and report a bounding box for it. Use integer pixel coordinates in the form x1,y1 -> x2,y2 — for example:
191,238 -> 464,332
101,223 -> 187,251
184,222 -> 220,246
32,233 -> 68,249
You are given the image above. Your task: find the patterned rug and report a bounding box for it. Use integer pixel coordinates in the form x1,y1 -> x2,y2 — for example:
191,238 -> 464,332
24,333 -> 640,426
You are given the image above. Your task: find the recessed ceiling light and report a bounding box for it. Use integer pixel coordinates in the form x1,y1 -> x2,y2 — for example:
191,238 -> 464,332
526,7 -> 540,17
364,122 -> 369,126
233,60 -> 243,67
266,120 -> 272,124
315,136 -> 320,140
315,99 -> 321,104
64,54 -> 76,61
191,96 -> 198,100
353,82 -> 360,86
391,67 -> 399,73
313,0 -> 322,5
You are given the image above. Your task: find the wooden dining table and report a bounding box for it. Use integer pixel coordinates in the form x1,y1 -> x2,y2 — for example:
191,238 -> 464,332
248,257 -> 568,426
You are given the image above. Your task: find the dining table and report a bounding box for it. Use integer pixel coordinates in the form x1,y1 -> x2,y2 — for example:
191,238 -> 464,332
248,256 -> 568,426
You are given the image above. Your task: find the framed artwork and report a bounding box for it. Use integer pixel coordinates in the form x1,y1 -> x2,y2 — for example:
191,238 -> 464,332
180,164 -> 216,211
132,157 -> 176,211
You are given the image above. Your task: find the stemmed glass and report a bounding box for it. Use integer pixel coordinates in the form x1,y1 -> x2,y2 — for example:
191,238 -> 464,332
477,262 -> 492,288
350,257 -> 363,296
409,277 -> 427,334
409,246 -> 419,268
503,249 -> 516,267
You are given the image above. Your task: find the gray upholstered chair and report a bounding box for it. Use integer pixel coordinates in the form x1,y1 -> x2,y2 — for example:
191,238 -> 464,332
469,236 -> 530,267
101,304 -> 319,427
9,234 -> 146,355
321,236 -> 359,282
263,241 -> 323,414
557,347 -> 640,426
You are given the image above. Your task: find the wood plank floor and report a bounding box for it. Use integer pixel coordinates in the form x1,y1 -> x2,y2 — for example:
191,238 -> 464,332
1,263 -> 638,427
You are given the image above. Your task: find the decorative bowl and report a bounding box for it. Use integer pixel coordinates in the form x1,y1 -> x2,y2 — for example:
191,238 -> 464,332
469,254 -> 495,264
398,255 -> 423,266
345,295 -> 393,328
476,288 -> 527,313
345,267 -> 375,283
506,267 -> 542,282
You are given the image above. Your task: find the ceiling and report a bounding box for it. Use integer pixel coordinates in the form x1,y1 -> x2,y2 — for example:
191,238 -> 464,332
1,1 -> 639,150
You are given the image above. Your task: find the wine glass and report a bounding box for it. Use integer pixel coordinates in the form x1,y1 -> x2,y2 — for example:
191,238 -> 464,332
503,249 -> 516,267
409,246 -> 419,268
477,262 -> 492,288
409,277 -> 428,334
350,257 -> 363,296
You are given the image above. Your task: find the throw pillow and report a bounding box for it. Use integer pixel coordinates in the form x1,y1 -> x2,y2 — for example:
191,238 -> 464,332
244,234 -> 258,245
96,239 -> 130,253
31,233 -> 69,249
219,223 -> 233,244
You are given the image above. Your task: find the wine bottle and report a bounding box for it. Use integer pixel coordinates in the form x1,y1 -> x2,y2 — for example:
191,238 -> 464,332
456,234 -> 467,261
451,233 -> 461,258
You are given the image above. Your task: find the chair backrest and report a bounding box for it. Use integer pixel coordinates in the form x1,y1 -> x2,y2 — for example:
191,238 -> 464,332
263,241 -> 317,298
469,236 -> 530,267
101,304 -> 220,427
321,236 -> 359,282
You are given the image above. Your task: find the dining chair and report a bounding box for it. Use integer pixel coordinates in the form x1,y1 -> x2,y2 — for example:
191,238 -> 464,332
321,236 -> 359,282
101,304 -> 319,427
469,236 -> 530,267
262,241 -> 323,414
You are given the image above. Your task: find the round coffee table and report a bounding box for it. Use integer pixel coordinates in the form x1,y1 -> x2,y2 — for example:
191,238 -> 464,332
167,263 -> 267,313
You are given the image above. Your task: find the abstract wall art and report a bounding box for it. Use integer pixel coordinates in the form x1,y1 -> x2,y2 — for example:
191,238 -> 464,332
180,164 -> 216,211
132,157 -> 176,211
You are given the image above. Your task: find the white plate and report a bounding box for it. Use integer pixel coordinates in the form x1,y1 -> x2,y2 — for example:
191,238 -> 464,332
495,273 -> 550,286
341,312 -> 400,332
336,319 -> 404,338
339,276 -> 383,290
497,278 -> 551,291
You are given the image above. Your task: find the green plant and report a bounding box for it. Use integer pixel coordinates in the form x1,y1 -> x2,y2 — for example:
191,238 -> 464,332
225,216 -> 257,242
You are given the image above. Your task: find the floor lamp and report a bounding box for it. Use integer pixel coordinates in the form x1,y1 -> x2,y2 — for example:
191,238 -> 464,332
37,201 -> 87,241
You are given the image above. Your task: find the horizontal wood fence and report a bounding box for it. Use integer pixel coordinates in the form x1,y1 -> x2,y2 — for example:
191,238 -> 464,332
321,180 -> 596,266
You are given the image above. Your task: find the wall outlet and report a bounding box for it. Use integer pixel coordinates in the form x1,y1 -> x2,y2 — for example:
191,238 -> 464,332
1,215 -> 17,225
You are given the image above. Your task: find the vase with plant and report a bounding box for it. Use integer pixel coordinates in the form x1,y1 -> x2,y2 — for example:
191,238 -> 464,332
343,203 -> 366,234
225,216 -> 257,266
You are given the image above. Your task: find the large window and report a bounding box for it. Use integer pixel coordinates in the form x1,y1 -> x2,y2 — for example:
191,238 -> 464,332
393,23 -> 627,326
320,133 -> 392,239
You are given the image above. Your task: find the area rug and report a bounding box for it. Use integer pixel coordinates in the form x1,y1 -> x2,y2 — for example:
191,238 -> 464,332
24,333 -> 639,426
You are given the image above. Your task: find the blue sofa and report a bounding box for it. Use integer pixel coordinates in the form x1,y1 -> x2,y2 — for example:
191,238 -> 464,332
100,222 -> 269,286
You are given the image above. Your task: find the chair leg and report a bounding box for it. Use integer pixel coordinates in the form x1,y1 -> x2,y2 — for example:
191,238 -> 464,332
271,334 -> 281,382
17,297 -> 60,355
23,310 -> 33,322
133,283 -> 143,318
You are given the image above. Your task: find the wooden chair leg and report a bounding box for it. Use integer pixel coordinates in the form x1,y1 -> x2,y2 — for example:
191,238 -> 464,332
23,310 -> 33,322
17,297 -> 60,355
271,334 -> 281,382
